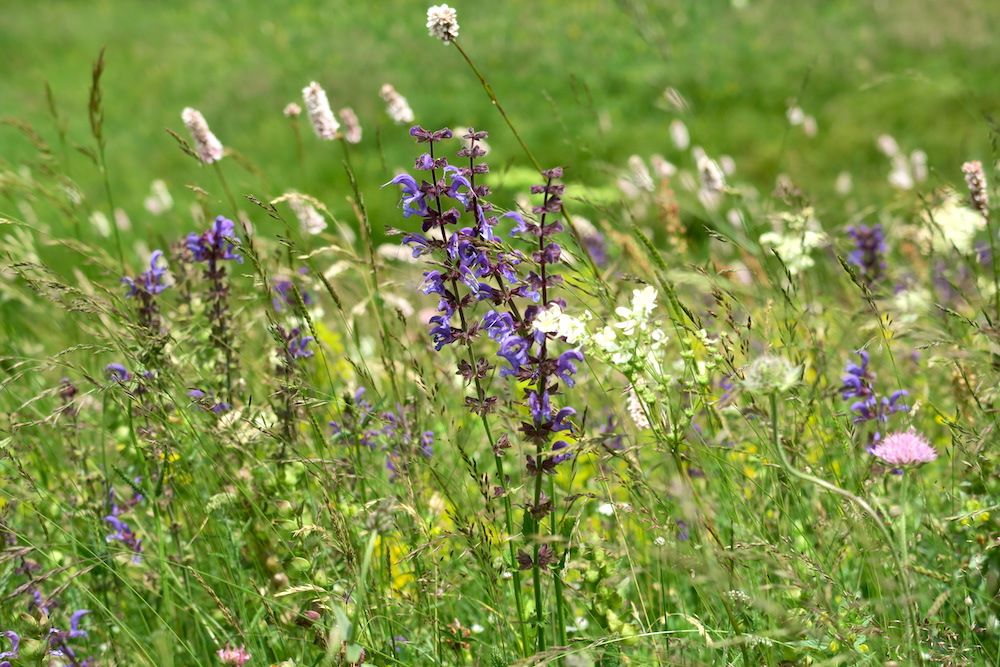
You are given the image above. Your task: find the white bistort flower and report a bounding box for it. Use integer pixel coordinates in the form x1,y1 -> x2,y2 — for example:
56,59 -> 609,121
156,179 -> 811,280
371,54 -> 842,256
288,195 -> 327,235
302,82 -> 339,140
426,4 -> 459,44
380,84 -> 415,125
182,107 -> 224,164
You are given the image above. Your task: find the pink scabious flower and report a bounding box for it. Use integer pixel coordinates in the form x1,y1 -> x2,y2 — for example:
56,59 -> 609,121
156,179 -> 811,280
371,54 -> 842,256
182,107 -> 224,164
217,644 -> 251,665
870,430 -> 938,466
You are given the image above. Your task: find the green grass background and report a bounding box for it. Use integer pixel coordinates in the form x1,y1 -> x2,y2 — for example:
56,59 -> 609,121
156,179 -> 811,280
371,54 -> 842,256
2,0 -> 999,239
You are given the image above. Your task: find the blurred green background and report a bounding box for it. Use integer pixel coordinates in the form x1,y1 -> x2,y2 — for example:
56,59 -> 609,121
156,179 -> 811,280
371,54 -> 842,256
2,0 -> 999,244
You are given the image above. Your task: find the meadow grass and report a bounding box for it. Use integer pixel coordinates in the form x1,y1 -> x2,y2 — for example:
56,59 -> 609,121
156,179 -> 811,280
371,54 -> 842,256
1,2 -> 1000,667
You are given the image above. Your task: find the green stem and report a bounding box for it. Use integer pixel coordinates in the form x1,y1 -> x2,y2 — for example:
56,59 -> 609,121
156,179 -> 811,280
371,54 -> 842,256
532,441 -> 545,655
451,41 -> 604,284
549,475 -> 567,655
213,162 -> 240,220
766,393 -> 923,666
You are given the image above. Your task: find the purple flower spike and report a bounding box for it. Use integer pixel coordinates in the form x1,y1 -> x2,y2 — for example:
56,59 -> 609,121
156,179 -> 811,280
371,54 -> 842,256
846,223 -> 886,286
186,216 -> 243,263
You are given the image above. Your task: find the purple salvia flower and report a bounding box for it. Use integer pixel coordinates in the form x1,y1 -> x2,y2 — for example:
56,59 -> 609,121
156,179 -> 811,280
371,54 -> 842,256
286,328 -> 315,360
187,216 -> 243,263
69,609 -> 90,639
106,363 -> 131,382
272,278 -> 313,311
104,515 -> 143,564
840,349 -> 909,442
0,632 -> 19,662
122,250 -> 169,297
846,223 -> 886,286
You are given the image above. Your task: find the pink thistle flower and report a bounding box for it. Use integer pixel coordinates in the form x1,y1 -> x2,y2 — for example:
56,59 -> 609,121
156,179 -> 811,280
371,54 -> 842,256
870,430 -> 938,467
217,644 -> 251,665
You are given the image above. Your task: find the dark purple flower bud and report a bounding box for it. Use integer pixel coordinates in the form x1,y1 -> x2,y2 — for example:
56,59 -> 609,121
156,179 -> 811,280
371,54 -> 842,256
846,223 -> 886,286
536,544 -> 558,568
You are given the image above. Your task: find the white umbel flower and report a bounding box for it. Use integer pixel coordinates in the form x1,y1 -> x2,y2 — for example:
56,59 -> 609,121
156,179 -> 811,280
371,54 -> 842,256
302,82 -> 339,140
380,84 -> 415,125
181,107 -> 224,164
427,4 -> 459,44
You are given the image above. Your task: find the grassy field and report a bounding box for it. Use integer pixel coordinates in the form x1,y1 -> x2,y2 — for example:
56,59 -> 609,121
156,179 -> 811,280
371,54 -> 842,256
2,1 -> 1000,666
3,0 -> 999,239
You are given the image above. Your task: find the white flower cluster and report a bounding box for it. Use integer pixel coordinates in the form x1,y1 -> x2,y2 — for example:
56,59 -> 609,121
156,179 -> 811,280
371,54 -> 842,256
917,190 -> 984,254
181,107 -> 224,164
302,82 -> 339,140
426,4 -> 459,44
533,286 -> 666,371
759,207 -> 827,275
877,134 -> 927,190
